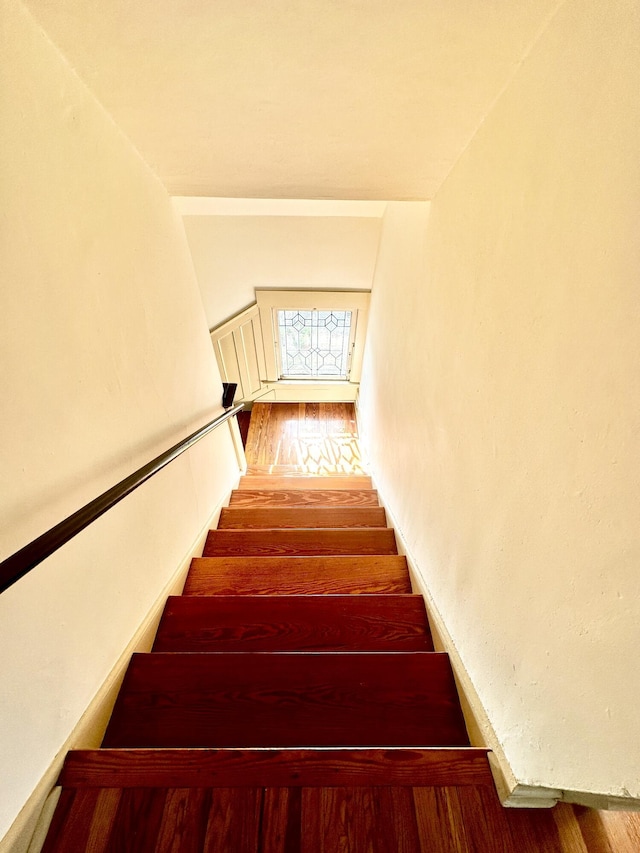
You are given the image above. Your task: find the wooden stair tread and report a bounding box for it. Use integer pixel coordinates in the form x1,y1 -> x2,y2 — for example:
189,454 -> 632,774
229,489 -> 380,507
42,787 -> 265,853
184,555 -> 411,595
153,595 -> 433,652
203,528 -> 397,557
218,506 -> 387,529
102,652 -> 469,749
42,782 -> 539,853
59,748 -> 492,788
237,475 -> 372,490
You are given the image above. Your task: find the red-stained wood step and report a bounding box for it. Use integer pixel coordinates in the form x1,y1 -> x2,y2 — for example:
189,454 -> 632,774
237,475 -> 372,490
40,788 -> 123,853
183,556 -> 412,596
217,506 -> 387,529
43,783 -> 545,853
59,748 -> 493,788
229,489 -> 380,508
153,595 -> 433,652
203,528 -> 397,558
102,652 -> 469,749
41,786 -> 261,853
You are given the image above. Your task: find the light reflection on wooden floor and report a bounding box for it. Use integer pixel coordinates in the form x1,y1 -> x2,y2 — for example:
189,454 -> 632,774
245,402 -> 367,475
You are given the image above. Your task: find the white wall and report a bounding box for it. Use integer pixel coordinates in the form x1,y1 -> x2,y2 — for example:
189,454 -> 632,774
359,0 -> 640,805
182,214 -> 381,328
0,2 -> 239,846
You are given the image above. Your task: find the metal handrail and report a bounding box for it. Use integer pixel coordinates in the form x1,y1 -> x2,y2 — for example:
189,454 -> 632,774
0,403 -> 244,595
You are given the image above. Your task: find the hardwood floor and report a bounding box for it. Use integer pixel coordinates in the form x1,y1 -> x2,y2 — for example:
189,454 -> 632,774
42,783 -> 640,852
245,402 -> 366,475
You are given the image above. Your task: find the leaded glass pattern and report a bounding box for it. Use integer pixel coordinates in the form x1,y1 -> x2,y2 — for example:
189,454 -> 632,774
277,310 -> 352,379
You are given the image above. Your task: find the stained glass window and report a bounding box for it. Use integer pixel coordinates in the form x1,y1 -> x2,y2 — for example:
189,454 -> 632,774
277,310 -> 352,379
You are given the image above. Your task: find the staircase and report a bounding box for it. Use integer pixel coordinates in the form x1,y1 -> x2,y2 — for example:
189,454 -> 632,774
41,475 -> 497,852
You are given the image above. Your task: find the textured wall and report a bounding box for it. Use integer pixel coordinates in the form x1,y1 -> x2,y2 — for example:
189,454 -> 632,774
182,214 -> 381,328
359,0 -> 640,802
0,2 -> 239,844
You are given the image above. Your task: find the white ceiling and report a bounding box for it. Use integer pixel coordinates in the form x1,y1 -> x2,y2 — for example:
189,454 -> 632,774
25,0 -> 561,200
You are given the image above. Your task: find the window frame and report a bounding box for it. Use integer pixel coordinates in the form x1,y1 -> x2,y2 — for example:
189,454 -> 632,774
256,290 -> 370,384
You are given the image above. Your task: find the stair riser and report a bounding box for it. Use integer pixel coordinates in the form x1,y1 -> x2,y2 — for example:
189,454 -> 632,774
153,595 -> 433,652
60,748 -> 493,788
218,506 -> 387,529
203,529 -> 397,557
103,652 -> 469,749
184,556 -> 411,595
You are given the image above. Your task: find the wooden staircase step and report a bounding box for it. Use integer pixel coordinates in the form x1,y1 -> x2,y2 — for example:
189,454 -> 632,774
40,782 -> 532,853
41,787 -> 265,853
218,506 -> 387,529
153,595 -> 433,652
184,555 -> 412,595
102,652 -> 469,749
229,489 -> 380,507
59,747 -> 493,788
203,528 -> 397,557
237,475 -> 372,490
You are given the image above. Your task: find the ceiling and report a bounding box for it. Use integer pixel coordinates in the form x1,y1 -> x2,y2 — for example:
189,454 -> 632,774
25,0 -> 561,200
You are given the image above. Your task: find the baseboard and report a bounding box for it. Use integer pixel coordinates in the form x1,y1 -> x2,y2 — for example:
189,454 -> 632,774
260,381 -> 359,403
1,499 -> 228,853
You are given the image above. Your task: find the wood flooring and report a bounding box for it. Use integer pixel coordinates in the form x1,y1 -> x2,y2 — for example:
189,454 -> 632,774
244,402 -> 366,476
42,778 -> 640,853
